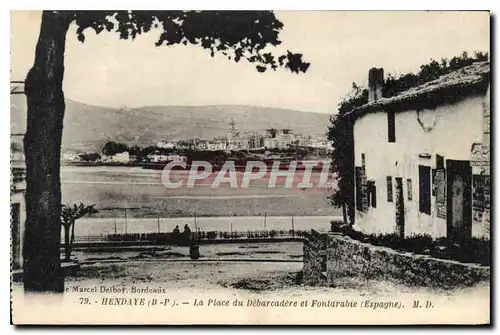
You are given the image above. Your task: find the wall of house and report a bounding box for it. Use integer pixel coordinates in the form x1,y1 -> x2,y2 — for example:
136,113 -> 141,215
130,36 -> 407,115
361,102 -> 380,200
471,85 -> 491,238
353,95 -> 485,238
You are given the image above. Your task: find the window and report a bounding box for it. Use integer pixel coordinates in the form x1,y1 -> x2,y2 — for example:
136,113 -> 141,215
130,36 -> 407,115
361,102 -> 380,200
368,180 -> 377,208
355,167 -> 363,211
386,176 -> 393,202
419,165 -> 431,214
407,178 -> 413,201
388,109 -> 395,143
431,169 -> 436,196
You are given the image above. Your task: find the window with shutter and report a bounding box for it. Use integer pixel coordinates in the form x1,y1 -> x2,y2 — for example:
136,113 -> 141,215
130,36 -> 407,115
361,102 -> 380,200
368,180 -> 376,208
419,165 -> 431,214
355,167 -> 363,211
388,110 -> 396,143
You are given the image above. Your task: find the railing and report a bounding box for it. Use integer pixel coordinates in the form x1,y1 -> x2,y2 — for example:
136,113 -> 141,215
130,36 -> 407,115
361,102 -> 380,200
66,229 -> 309,245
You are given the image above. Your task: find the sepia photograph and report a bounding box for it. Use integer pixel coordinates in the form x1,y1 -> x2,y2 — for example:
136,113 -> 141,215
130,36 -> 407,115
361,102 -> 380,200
9,9 -> 491,325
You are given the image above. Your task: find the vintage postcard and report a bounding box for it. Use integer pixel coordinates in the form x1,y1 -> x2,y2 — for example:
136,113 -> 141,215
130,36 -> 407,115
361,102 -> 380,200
10,10 -> 491,325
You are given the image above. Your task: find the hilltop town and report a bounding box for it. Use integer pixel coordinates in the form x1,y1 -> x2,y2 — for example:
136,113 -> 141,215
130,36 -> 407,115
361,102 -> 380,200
59,117 -> 331,165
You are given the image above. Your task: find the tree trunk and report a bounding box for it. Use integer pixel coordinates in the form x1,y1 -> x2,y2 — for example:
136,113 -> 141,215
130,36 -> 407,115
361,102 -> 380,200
63,225 -> 70,261
23,11 -> 72,293
70,219 -> 75,245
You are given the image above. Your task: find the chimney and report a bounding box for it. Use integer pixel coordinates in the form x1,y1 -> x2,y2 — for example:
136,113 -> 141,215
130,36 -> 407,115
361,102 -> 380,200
368,67 -> 384,103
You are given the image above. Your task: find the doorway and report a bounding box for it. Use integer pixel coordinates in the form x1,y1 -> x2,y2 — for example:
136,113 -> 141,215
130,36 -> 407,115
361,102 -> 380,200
446,160 -> 472,244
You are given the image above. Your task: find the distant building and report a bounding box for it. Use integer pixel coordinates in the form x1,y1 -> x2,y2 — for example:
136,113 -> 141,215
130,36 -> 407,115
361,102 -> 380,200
147,151 -> 169,162
207,137 -> 227,151
193,139 -> 209,151
61,151 -> 81,162
309,138 -> 329,149
227,135 -> 249,150
175,140 -> 194,150
351,62 -> 490,241
263,129 -> 297,150
156,140 -> 176,149
226,118 -> 249,150
147,151 -> 186,163
104,151 -> 130,163
295,135 -> 309,147
248,133 -> 265,149
263,137 -> 278,149
187,117 -> 327,152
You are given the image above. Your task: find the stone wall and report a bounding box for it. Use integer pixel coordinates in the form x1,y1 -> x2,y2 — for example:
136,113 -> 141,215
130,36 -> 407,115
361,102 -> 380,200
303,231 -> 490,289
302,230 -> 328,286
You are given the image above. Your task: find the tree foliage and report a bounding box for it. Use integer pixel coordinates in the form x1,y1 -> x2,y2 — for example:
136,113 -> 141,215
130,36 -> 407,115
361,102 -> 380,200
383,51 -> 489,98
68,10 -> 310,73
102,141 -> 129,155
327,51 -> 489,225
327,85 -> 368,224
60,203 -> 98,261
61,203 -> 99,225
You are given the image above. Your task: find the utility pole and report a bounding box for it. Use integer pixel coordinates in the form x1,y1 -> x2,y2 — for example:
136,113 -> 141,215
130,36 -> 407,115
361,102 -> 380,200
194,212 -> 197,230
113,210 -> 117,234
291,216 -> 295,238
157,213 -> 160,233
124,208 -> 128,234
264,212 -> 267,230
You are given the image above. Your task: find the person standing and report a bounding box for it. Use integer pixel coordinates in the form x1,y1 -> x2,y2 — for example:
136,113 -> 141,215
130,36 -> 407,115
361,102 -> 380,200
183,224 -> 191,245
196,227 -> 202,243
172,225 -> 181,244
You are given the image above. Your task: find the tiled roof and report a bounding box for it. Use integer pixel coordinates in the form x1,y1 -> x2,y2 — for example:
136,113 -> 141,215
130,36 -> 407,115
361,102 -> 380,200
354,61 -> 490,115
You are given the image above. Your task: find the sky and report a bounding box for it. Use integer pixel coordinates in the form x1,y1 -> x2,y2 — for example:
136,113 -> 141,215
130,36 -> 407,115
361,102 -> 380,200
10,11 -> 490,114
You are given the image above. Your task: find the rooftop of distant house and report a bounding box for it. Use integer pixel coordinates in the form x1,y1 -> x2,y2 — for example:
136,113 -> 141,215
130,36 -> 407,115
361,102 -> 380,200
352,61 -> 490,117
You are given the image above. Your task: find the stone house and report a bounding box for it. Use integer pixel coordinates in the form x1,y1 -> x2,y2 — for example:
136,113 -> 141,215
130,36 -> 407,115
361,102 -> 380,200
350,62 -> 490,242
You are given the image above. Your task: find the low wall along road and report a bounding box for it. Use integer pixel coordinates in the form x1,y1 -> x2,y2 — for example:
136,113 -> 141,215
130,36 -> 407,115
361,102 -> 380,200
303,231 -> 490,289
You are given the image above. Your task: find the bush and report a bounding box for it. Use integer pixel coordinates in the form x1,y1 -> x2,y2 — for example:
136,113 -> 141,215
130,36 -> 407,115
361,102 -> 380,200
338,226 -> 490,266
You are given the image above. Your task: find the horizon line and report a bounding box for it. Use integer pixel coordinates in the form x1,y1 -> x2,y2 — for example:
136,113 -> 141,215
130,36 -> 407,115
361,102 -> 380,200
63,98 -> 332,115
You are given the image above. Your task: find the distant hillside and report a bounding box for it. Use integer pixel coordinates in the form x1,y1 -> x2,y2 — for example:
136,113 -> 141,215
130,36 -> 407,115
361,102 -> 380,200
11,96 -> 331,153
